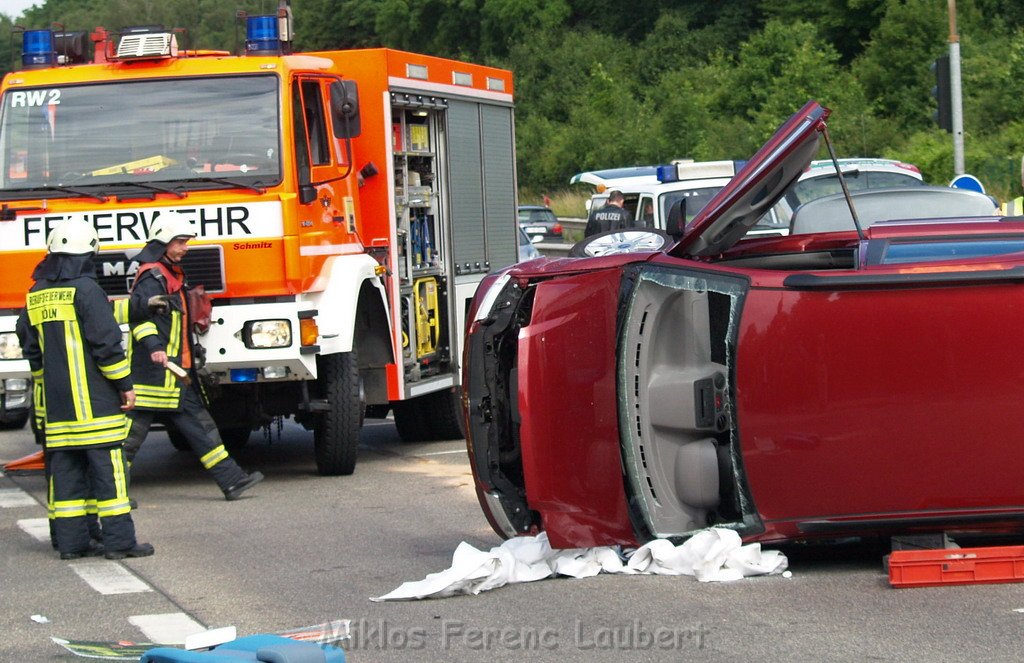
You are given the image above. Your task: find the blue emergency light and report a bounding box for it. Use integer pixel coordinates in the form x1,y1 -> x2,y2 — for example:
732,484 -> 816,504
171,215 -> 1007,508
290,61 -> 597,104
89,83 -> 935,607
656,165 -> 679,183
246,15 -> 280,54
230,368 -> 259,383
22,29 -> 56,67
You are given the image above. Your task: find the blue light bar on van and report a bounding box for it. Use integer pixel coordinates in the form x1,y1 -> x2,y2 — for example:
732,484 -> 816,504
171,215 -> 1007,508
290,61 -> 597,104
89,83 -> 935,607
246,15 -> 280,54
22,29 -> 56,68
659,160 -> 743,183
656,165 -> 678,183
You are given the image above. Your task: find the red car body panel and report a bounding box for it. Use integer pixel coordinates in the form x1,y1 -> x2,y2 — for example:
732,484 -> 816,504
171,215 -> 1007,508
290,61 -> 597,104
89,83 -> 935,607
518,268 -> 638,548
735,282 -> 1024,535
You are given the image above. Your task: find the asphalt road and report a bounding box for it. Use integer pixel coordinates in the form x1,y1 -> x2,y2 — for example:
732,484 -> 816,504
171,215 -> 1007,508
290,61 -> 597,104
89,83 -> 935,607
4,418 -> 1024,662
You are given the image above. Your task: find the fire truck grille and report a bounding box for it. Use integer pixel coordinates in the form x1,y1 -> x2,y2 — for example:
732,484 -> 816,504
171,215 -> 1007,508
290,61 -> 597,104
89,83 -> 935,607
95,246 -> 225,297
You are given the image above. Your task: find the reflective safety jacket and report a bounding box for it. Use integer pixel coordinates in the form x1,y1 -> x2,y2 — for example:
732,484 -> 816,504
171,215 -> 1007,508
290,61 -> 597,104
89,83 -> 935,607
15,270 -> 132,449
128,260 -> 192,411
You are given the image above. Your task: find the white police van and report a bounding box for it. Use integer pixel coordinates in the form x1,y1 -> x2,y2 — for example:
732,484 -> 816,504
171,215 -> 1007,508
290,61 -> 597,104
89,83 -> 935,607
572,160 -> 792,238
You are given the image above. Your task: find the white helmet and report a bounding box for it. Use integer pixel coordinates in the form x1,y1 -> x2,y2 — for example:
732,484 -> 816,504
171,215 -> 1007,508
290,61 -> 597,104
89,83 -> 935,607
47,222 -> 99,255
148,217 -> 197,244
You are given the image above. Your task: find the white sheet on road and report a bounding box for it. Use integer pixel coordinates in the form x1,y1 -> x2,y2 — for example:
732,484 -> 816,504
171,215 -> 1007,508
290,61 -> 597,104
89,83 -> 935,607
372,528 -> 788,601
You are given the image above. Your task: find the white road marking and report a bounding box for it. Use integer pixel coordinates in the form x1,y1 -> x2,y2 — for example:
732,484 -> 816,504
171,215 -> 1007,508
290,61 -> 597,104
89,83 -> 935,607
129,613 -> 206,645
417,450 -> 466,457
69,561 -> 153,595
17,517 -> 50,543
0,487 -> 37,508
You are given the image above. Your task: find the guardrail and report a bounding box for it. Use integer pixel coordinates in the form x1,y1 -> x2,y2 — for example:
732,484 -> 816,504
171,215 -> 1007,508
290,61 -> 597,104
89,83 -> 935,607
533,217 -> 583,257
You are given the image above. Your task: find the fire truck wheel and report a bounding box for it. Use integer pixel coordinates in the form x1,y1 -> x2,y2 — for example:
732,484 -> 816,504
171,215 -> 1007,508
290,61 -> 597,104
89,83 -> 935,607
219,427 -> 251,451
426,388 -> 466,441
313,351 -> 362,476
166,426 -> 192,452
393,389 -> 465,442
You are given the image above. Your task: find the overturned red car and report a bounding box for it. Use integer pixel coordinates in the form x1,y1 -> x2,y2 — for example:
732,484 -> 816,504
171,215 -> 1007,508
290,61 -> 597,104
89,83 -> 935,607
463,100 -> 1024,549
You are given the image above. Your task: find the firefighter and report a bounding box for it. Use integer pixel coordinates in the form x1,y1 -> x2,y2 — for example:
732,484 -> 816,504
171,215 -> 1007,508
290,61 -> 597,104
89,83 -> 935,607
15,221 -> 153,560
123,218 -> 263,500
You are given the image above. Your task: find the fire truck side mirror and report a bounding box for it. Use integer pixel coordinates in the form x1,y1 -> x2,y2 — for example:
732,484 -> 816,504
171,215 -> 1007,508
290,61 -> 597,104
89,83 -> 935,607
330,80 -> 361,139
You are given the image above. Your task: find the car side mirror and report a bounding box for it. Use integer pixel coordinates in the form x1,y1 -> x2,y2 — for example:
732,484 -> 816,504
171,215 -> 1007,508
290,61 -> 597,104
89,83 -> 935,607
330,80 -> 361,139
667,199 -> 686,239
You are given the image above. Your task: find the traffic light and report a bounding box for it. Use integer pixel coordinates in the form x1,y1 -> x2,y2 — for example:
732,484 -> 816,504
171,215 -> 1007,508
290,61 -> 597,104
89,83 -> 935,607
931,54 -> 952,133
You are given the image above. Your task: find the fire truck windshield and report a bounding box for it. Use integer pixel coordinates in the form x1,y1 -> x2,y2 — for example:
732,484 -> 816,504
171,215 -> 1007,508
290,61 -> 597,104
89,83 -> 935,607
0,74 -> 281,198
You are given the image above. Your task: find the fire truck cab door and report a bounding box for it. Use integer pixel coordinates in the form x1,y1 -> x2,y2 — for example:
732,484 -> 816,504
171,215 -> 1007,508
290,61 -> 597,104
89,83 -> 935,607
292,76 -> 348,207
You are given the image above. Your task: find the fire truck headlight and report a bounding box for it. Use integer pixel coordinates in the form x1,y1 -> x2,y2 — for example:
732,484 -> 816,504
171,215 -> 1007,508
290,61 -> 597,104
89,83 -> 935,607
242,320 -> 292,349
0,332 -> 23,360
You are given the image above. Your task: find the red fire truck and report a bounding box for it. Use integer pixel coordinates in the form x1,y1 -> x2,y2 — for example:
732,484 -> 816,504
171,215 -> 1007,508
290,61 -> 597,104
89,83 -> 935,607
0,5 -> 519,475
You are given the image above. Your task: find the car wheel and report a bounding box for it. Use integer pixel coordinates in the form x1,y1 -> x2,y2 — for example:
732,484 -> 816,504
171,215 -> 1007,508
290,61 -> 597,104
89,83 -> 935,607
313,351 -> 362,476
569,229 -> 671,258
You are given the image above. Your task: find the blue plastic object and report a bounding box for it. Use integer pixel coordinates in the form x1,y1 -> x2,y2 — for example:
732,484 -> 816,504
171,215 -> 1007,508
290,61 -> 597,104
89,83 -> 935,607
246,16 -> 280,54
22,29 -> 56,67
656,164 -> 678,183
230,368 -> 259,383
141,635 -> 345,663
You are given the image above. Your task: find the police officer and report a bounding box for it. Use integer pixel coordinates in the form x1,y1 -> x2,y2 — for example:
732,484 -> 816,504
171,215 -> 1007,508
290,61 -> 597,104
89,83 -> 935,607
16,221 -> 154,560
123,218 -> 263,500
584,190 -> 634,237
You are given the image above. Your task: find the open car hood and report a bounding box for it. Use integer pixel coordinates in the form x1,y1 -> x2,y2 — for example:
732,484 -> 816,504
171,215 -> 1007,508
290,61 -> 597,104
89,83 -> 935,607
669,100 -> 830,258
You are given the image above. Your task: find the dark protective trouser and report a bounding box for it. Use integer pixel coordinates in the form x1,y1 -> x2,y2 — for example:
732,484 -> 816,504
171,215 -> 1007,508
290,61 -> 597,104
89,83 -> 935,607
48,446 -> 137,555
44,446 -> 102,548
123,384 -> 247,492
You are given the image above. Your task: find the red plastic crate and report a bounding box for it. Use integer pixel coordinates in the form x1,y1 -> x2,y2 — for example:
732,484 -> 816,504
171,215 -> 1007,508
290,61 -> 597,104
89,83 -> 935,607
889,545 -> 1024,588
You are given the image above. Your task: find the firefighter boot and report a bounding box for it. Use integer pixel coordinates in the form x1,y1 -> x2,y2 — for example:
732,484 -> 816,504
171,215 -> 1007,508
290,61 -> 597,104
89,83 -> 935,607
223,471 -> 264,501
104,542 -> 155,560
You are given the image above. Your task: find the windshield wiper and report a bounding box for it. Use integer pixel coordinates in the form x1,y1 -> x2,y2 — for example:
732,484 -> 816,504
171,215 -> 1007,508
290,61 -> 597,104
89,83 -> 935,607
169,177 -> 267,195
101,181 -> 186,199
27,185 -> 108,203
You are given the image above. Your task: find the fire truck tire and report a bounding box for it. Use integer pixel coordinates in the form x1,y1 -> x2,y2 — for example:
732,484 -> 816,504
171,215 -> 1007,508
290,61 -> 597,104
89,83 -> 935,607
392,397 -> 429,442
426,388 -> 466,441
166,426 -> 192,452
313,351 -> 362,476
219,427 -> 251,451
393,389 -> 465,442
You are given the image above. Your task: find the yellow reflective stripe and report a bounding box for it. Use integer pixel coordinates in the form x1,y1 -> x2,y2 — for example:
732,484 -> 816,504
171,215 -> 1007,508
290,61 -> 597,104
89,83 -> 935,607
112,299 -> 130,325
133,322 -> 158,341
26,287 -> 77,325
46,418 -> 130,447
98,357 -> 131,381
168,310 -> 182,358
97,502 -> 131,517
110,447 -> 128,501
33,379 -> 45,419
64,319 -> 92,422
134,384 -> 180,409
48,475 -> 55,519
31,368 -> 44,379
200,444 -> 229,469
46,413 -> 128,434
85,498 -> 98,515
53,499 -> 88,518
